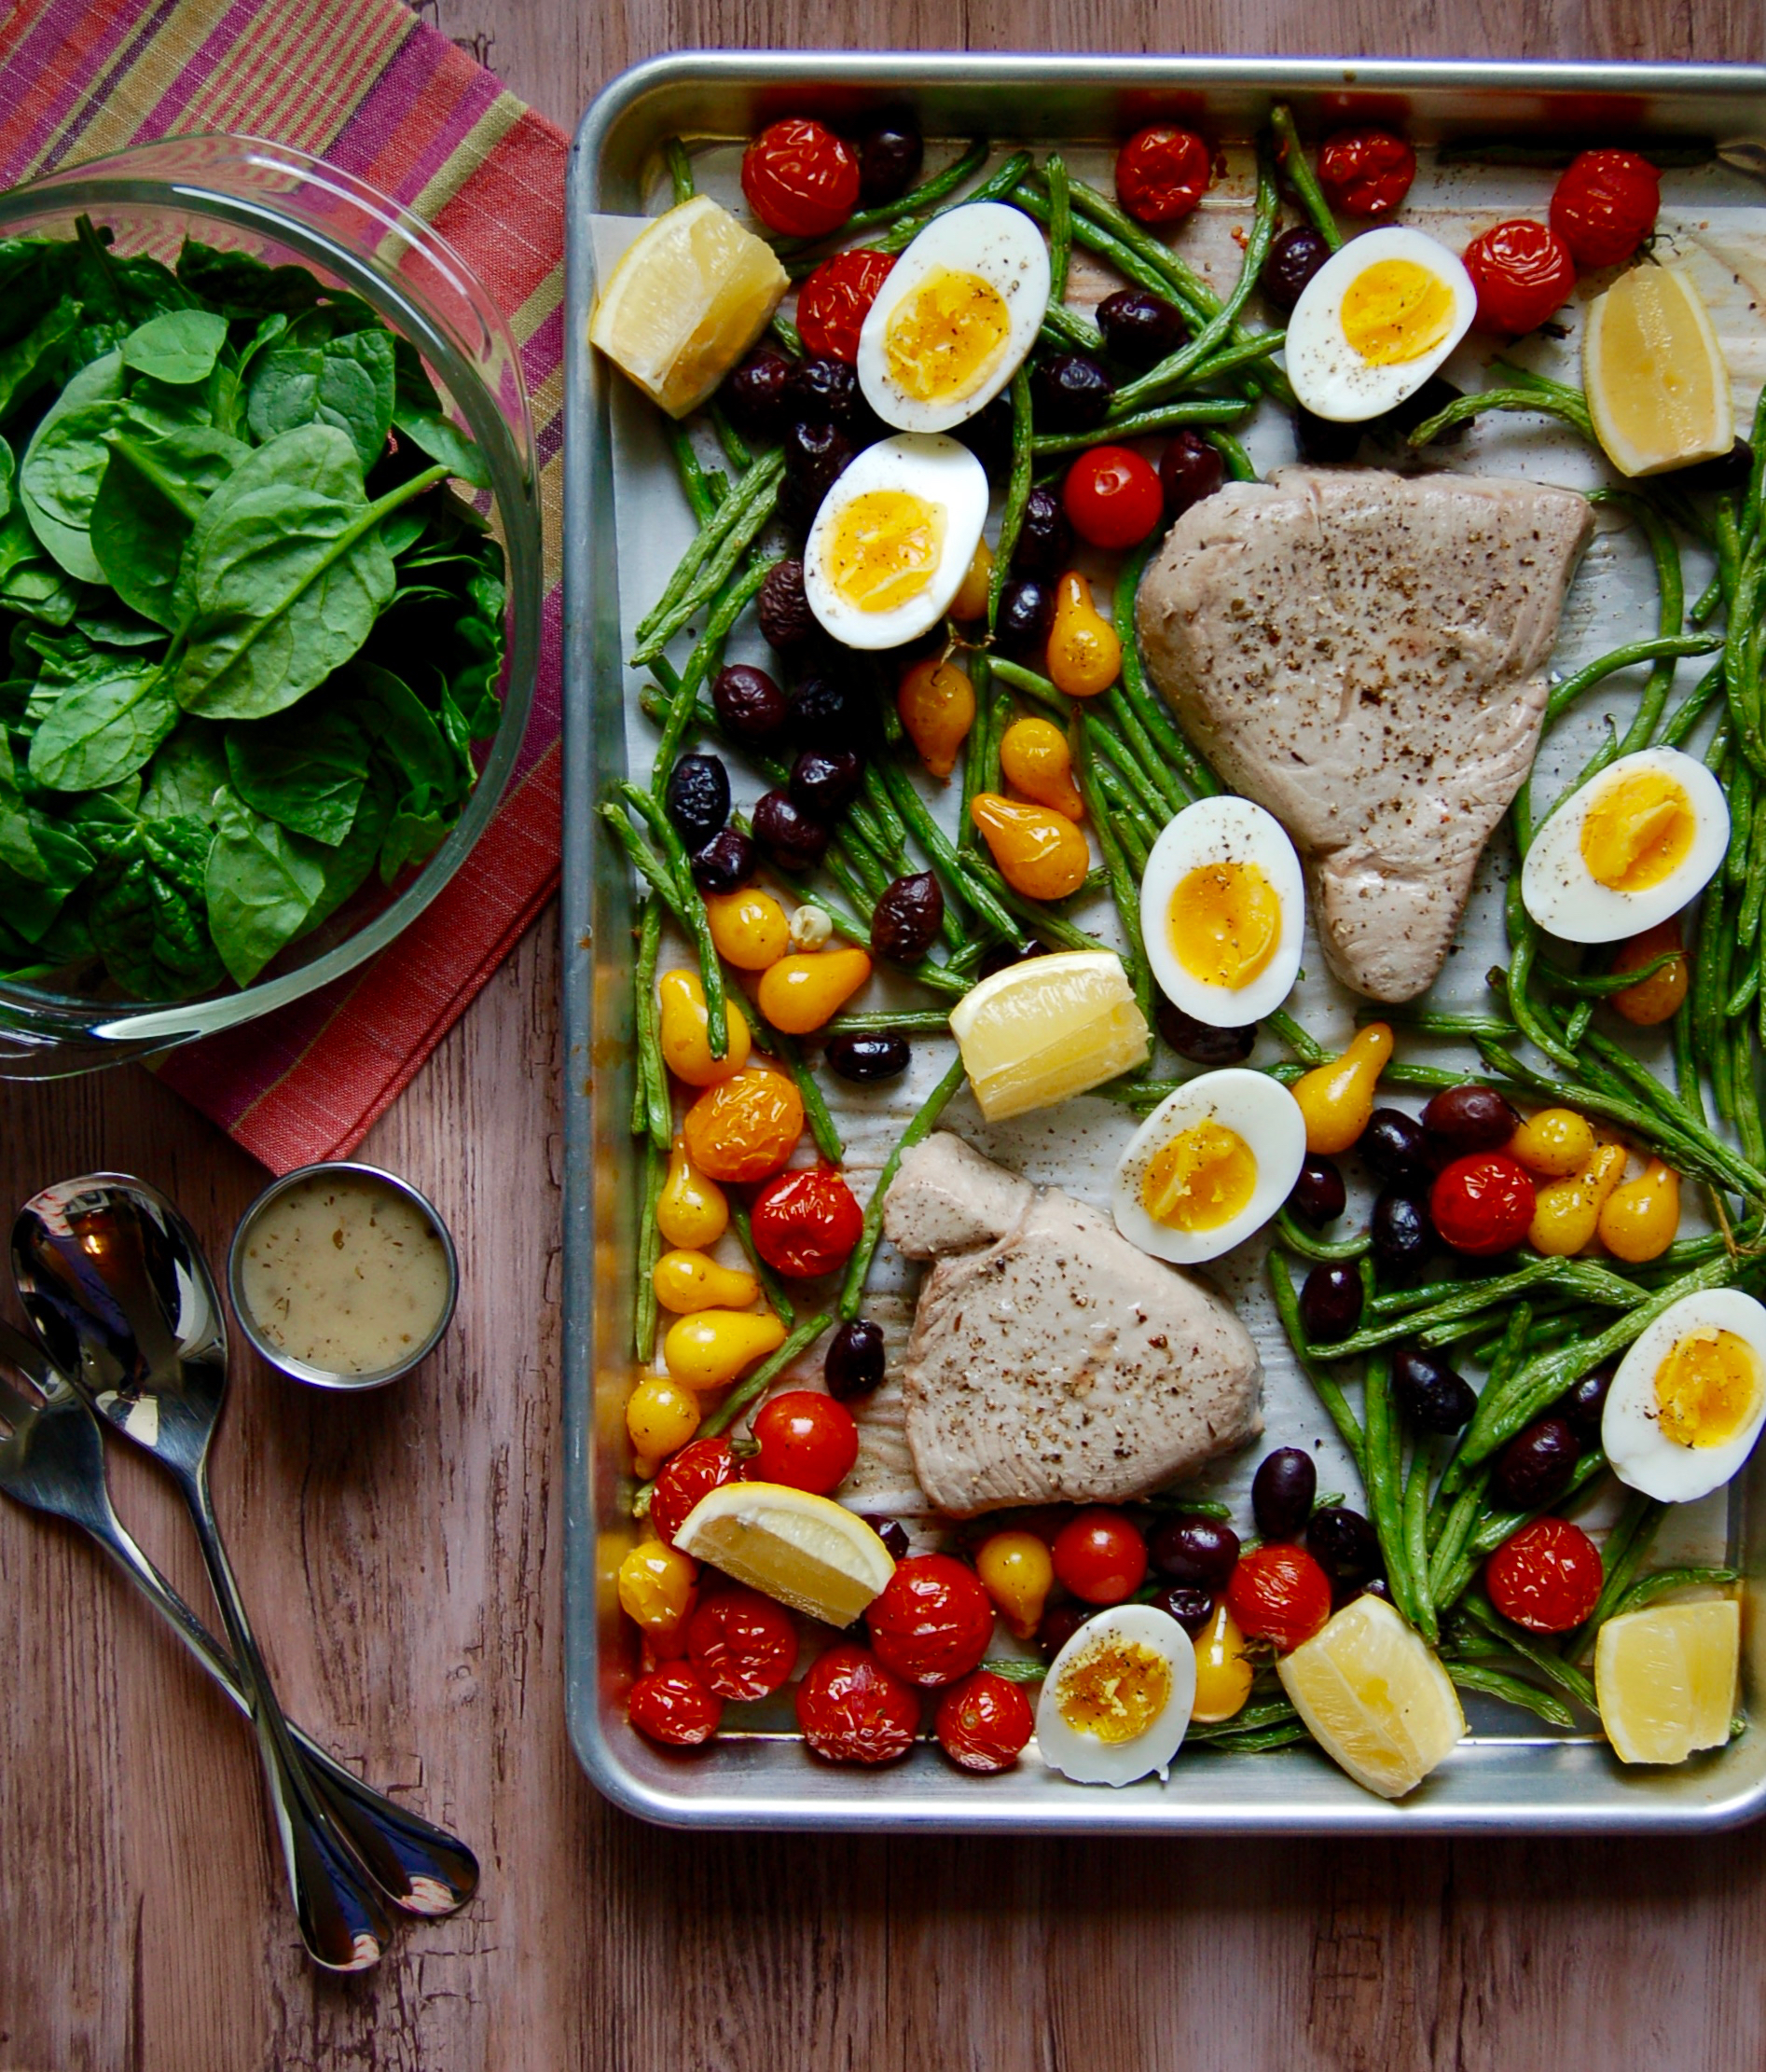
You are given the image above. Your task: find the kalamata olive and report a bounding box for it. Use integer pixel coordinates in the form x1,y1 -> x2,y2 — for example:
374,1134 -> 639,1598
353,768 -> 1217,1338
871,870 -> 945,963
1392,1347 -> 1477,1433
1369,374 -> 1467,446
1160,429 -> 1226,520
1300,1262 -> 1362,1343
1288,1153 -> 1346,1228
1294,406 -> 1362,464
1149,1514 -> 1240,1590
996,575 -> 1056,655
978,936 -> 1050,980
1307,1504 -> 1381,1585
1422,1083 -> 1521,1154
1152,1583 -> 1216,1637
1361,1107 -> 1432,1185
826,1030 -> 912,1084
1036,1601 -> 1094,1658
1372,1189 -> 1434,1278
756,559 -> 820,653
1031,352 -> 1114,430
1096,286 -> 1189,367
958,393 -> 1014,476
751,789 -> 830,872
780,419 -> 853,522
1261,224 -> 1331,311
1012,483 -> 1073,576
825,1317 -> 887,1400
1676,438 -> 1755,494
787,353 -> 870,431
876,1519 -> 911,1560
1252,1447 -> 1318,1541
1359,1574 -> 1393,1603
722,345 -> 796,442
790,748 -> 862,817
1496,1417 -> 1580,1512
663,753 -> 730,848
1557,1366 -> 1613,1440
711,661 -> 789,743
689,827 -> 756,894
858,120 -> 922,206
789,670 -> 867,747
1154,999 -> 1256,1065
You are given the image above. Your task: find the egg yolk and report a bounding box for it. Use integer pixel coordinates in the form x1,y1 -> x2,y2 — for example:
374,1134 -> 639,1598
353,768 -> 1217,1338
1340,258 -> 1456,366
825,489 -> 946,615
1655,1327 -> 1761,1448
1056,1637 -> 1172,1744
885,268 -> 1011,404
1169,860 -> 1281,990
1141,1119 -> 1258,1233
1580,769 -> 1696,892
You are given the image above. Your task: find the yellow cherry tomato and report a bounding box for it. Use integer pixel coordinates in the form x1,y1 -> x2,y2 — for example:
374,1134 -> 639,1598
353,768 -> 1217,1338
617,1538 -> 698,1637
1045,571 -> 1122,698
1291,1023 -> 1393,1155
664,1308 -> 787,1390
1509,1106 -> 1597,1179
755,946 -> 873,1035
898,656 -> 975,781
625,1374 -> 701,1458
652,1249 -> 761,1314
950,535 -> 993,622
683,1066 -> 805,1182
1192,1600 -> 1254,1723
656,1133 -> 728,1250
974,1529 -> 1055,1640
704,887 -> 791,971
971,791 -> 1091,899
999,715 -> 1084,822
657,967 -> 751,1087
1610,918 -> 1690,1027
1597,1158 -> 1681,1264
1527,1140 -> 1628,1257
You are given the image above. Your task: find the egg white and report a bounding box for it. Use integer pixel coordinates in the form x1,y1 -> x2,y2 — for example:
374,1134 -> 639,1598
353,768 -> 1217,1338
1286,225 -> 1476,422
1520,747 -> 1729,946
1034,1605 -> 1196,1786
1603,1288 -> 1766,1504
801,433 -> 989,650
1112,1067 -> 1307,1265
1141,795 -> 1305,1029
855,202 -> 1050,434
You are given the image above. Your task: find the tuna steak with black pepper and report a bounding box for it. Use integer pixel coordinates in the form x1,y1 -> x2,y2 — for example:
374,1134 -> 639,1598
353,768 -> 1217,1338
881,1132 -> 1261,1515
1136,466 -> 1594,1002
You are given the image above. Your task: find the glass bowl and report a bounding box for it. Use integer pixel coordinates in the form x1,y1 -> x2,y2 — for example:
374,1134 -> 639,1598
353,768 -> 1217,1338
0,134 -> 541,1077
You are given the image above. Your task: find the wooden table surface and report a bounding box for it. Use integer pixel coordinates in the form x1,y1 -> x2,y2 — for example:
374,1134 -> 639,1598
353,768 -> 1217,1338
6,4 -> 1766,2067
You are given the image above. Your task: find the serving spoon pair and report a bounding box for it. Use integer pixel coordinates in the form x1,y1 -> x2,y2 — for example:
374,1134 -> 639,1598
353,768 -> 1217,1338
0,1174 -> 477,1971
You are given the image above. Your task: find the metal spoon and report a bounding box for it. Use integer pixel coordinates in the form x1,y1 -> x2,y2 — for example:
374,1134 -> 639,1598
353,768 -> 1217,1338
13,1175 -> 393,1972
0,1316 -> 477,1918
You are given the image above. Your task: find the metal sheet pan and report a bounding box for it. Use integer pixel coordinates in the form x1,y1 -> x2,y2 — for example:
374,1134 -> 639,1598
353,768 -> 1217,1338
563,52 -> 1766,1833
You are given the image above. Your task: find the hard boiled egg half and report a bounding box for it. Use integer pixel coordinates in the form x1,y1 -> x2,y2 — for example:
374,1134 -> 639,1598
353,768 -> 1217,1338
1521,747 -> 1729,944
1141,795 -> 1305,1029
803,432 -> 989,649
1603,1288 -> 1766,1503
1112,1067 -> 1306,1265
1035,1605 -> 1195,1786
1287,225 -> 1476,422
856,201 -> 1049,434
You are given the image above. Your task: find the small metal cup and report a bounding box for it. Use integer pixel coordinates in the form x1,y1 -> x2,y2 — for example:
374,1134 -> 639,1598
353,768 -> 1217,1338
228,1161 -> 459,1391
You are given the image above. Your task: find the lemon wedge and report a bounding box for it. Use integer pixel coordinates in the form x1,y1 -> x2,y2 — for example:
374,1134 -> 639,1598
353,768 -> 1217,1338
1594,1596 -> 1739,1764
1277,1595 -> 1464,1800
947,948 -> 1150,1121
1584,265 -> 1733,477
672,1478 -> 896,1626
590,195 -> 788,419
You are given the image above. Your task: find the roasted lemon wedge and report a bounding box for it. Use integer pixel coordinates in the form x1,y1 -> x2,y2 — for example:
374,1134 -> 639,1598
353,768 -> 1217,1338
672,1479 -> 895,1626
1594,1596 -> 1740,1764
948,948 -> 1150,1121
1584,265 -> 1733,477
1277,1595 -> 1464,1799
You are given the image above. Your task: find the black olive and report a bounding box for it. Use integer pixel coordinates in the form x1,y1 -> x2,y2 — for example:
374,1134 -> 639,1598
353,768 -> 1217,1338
825,1317 -> 887,1400
790,748 -> 862,817
826,1031 -> 911,1084
1676,438 -> 1754,494
1096,286 -> 1189,367
1261,224 -> 1331,311
1150,1515 -> 1240,1590
858,120 -> 922,207
751,790 -> 829,872
1288,1153 -> 1346,1228
1300,1262 -> 1362,1343
1012,484 -> 1073,576
1154,999 -> 1256,1066
957,393 -> 1014,476
1031,352 -> 1114,431
996,575 -> 1055,655
1361,1107 -> 1432,1186
978,936 -> 1050,981
789,670 -> 868,748
1422,1083 -> 1521,1154
1252,1447 -> 1318,1541
1372,1189 -> 1434,1278
871,871 -> 945,963
756,559 -> 821,653
663,753 -> 729,848
1294,406 -> 1363,464
1036,1601 -> 1094,1659
721,345 -> 796,442
1495,1416 -> 1580,1511
1152,1583 -> 1217,1637
876,1519 -> 911,1559
1392,1347 -> 1477,1433
689,827 -> 755,894
1368,374 -> 1467,446
787,353 -> 871,431
1557,1367 -> 1612,1441
780,419 -> 853,523
1307,1505 -> 1382,1586
1161,429 -> 1226,520
711,662 -> 789,743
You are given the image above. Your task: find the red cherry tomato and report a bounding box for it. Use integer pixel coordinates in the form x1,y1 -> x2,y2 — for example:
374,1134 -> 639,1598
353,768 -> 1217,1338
866,1554 -> 996,1686
797,247 -> 894,363
1429,1152 -> 1537,1257
686,1584 -> 799,1700
1485,1516 -> 1603,1634
1225,1542 -> 1332,1653
628,1662 -> 723,1747
1050,1508 -> 1150,1606
750,1166 -> 864,1278
1462,219 -> 1578,336
1317,128 -> 1416,217
795,1642 -> 921,1763
751,1388 -> 859,1495
935,1670 -> 1036,1772
1061,445 -> 1165,551
650,1436 -> 743,1548
1549,149 -> 1660,269
1115,126 -> 1212,226
741,117 -> 861,239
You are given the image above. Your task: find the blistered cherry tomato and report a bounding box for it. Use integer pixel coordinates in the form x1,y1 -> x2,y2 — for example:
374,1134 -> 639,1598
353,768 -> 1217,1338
1115,125 -> 1212,225
649,1435 -> 744,1548
628,1662 -> 722,1747
1462,219 -> 1577,336
751,1389 -> 859,1495
1550,148 -> 1660,269
1485,1516 -> 1603,1634
797,247 -> 895,363
749,1165 -> 863,1278
741,117 -> 860,238
795,1642 -> 921,1763
1061,444 -> 1164,550
1317,127 -> 1416,217
685,1584 -> 799,1700
1051,1508 -> 1149,1606
867,1554 -> 995,1687
1429,1152 -> 1536,1257
935,1670 -> 1036,1772
1224,1542 -> 1332,1653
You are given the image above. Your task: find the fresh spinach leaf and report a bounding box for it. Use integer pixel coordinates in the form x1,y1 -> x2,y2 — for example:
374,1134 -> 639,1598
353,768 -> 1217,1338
225,704 -> 369,846
73,603 -> 166,649
0,748 -> 45,880
355,661 -> 459,811
90,815 -> 223,999
0,560 -> 79,628
204,782 -> 326,986
0,296 -> 82,419
119,309 -> 228,387
141,719 -> 227,823
27,656 -> 177,791
300,766 -> 393,935
19,349 -> 124,582
246,326 -> 396,471
174,239 -> 323,318
90,419 -> 249,629
391,395 -> 490,490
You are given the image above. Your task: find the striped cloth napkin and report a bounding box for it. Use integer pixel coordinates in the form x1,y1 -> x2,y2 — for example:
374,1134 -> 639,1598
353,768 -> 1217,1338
0,0 -> 566,1172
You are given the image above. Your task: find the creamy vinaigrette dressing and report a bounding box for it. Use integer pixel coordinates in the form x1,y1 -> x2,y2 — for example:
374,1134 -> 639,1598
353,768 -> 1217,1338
239,1176 -> 450,1375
